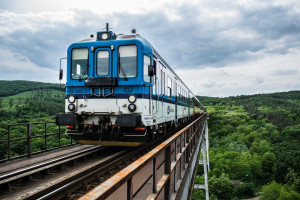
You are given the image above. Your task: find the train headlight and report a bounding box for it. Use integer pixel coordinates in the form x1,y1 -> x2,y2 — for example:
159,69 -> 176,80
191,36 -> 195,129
68,104 -> 76,112
68,95 -> 75,103
128,95 -> 136,103
128,104 -> 136,112
98,32 -> 111,40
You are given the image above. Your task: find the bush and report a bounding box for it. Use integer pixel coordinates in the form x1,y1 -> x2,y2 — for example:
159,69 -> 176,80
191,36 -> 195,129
209,173 -> 234,199
261,181 -> 300,200
235,182 -> 255,197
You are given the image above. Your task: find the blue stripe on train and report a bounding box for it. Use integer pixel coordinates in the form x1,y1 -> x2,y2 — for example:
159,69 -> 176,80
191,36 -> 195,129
65,93 -> 192,107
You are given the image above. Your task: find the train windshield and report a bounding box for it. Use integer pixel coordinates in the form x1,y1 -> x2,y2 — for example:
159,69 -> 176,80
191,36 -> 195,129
97,50 -> 109,76
118,45 -> 137,78
71,48 -> 89,80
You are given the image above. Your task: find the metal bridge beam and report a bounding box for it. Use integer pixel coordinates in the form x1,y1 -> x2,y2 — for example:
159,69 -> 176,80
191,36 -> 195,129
79,115 -> 207,200
194,120 -> 210,200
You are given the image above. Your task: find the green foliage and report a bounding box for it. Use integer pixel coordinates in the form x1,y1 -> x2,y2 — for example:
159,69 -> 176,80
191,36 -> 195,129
209,173 -> 234,199
194,91 -> 300,199
191,189 -> 206,200
251,139 -> 273,155
0,80 -> 64,97
0,81 -> 71,161
235,182 -> 255,197
0,82 -> 65,124
261,152 -> 276,183
261,181 -> 300,200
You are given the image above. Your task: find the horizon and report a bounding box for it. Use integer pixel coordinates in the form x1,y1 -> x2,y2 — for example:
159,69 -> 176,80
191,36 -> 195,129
1,79 -> 299,98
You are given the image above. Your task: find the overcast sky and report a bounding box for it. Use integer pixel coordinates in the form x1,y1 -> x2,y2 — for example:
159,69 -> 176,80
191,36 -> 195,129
0,0 -> 299,97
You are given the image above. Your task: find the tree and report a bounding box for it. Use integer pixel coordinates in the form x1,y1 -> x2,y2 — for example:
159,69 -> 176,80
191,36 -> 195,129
261,152 -> 276,183
9,98 -> 13,108
209,173 -> 234,199
261,181 -> 300,200
251,139 -> 273,155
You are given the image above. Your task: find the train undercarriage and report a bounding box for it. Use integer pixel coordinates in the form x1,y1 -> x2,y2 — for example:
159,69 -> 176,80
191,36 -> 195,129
61,115 -> 197,147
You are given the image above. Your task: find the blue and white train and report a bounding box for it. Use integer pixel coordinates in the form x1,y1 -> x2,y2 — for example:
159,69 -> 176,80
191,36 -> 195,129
56,24 -> 203,146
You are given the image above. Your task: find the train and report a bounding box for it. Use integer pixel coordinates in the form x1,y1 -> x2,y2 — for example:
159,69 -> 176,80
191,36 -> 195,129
56,24 -> 204,147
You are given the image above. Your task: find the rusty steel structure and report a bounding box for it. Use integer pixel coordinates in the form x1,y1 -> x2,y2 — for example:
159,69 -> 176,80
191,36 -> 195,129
79,114 -> 207,200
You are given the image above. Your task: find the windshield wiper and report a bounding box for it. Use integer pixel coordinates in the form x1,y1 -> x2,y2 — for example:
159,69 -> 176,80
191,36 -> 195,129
118,56 -> 128,81
80,64 -> 89,80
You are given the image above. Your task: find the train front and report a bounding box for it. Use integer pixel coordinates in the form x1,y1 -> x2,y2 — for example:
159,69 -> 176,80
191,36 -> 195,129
56,29 -> 154,146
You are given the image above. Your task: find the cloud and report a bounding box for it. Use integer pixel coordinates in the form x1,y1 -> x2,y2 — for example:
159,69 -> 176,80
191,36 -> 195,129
176,49 -> 300,97
254,74 -> 264,84
1,1 -> 299,71
0,48 -> 58,82
0,0 -> 299,96
271,69 -> 299,76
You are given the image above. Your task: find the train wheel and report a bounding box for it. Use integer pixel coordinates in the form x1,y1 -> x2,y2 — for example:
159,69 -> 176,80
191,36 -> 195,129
162,123 -> 167,134
148,126 -> 156,140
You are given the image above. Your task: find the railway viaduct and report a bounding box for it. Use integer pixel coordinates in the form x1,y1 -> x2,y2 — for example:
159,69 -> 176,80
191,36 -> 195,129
0,114 -> 209,200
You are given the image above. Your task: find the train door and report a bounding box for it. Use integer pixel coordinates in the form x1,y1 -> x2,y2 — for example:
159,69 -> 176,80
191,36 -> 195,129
94,48 -> 112,95
94,48 -> 112,77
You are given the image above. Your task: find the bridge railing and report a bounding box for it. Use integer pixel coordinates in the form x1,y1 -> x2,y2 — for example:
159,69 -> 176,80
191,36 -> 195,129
0,122 -> 76,163
79,114 -> 207,200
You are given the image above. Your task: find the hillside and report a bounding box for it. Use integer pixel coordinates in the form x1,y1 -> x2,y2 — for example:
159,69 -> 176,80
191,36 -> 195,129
0,81 -> 69,161
193,91 -> 300,199
0,81 -> 65,124
0,80 -> 64,97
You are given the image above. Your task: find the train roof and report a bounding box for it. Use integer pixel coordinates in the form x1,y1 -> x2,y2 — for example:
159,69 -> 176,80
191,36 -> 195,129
73,31 -> 195,97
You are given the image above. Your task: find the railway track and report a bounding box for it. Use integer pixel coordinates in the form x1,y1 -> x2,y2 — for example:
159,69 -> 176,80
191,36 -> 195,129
0,118 -> 198,200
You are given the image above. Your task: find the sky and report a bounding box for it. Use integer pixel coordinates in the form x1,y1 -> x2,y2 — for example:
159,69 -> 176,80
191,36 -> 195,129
0,0 -> 299,97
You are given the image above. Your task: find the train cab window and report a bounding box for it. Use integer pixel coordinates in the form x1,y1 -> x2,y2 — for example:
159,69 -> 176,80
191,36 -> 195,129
97,50 -> 109,76
71,48 -> 89,80
143,55 -> 151,82
167,76 -> 172,98
118,45 -> 137,78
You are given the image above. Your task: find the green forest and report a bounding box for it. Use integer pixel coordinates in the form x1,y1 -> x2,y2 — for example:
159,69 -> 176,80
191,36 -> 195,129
192,91 -> 300,199
0,81 -> 71,161
0,80 -> 65,124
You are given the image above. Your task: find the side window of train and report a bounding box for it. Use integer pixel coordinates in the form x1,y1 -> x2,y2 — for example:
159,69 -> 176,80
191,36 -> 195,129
175,82 -> 177,100
143,55 -> 151,83
173,80 -> 175,99
154,59 -> 157,80
160,64 -> 163,95
163,72 -> 165,96
178,86 -> 181,102
167,76 -> 172,98
118,45 -> 137,78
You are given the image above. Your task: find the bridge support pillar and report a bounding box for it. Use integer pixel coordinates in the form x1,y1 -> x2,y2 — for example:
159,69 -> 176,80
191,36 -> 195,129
194,120 -> 210,200
174,119 -> 209,200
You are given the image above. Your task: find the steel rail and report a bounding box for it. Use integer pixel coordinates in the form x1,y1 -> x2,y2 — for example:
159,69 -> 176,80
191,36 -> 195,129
0,146 -> 103,185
